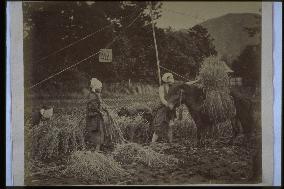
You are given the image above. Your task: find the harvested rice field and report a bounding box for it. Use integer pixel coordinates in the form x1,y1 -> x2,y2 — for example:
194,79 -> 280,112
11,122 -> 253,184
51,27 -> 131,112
25,94 -> 261,185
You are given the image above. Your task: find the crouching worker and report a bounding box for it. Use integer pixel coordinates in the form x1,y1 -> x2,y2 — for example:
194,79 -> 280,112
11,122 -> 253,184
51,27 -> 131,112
85,78 -> 108,152
32,106 -> 53,126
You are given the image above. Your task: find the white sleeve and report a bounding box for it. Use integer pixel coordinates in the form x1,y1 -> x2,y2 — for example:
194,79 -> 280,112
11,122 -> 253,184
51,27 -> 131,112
159,86 -> 168,106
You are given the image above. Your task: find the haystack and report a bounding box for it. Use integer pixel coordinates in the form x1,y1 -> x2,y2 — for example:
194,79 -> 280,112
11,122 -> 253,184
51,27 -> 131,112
113,143 -> 179,168
30,113 -> 86,161
199,56 -> 236,137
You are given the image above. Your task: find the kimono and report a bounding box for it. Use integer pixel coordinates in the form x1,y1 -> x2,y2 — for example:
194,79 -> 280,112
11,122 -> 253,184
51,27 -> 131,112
85,91 -> 106,149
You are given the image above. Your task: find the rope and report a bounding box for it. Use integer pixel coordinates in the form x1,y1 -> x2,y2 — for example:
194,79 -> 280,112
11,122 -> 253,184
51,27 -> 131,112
159,65 -> 190,81
31,24 -> 113,64
31,7 -> 141,65
29,11 -> 143,90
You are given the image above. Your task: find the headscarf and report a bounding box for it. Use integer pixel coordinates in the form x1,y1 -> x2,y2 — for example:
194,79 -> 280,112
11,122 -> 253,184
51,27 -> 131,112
90,78 -> 103,91
40,106 -> 53,119
162,73 -> 174,83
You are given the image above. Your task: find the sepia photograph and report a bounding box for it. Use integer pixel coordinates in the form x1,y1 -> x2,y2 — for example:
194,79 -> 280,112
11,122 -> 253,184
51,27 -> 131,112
21,1 -> 265,185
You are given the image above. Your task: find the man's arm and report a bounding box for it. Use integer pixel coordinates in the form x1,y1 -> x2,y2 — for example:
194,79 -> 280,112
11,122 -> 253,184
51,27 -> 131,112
159,86 -> 168,106
185,78 -> 200,85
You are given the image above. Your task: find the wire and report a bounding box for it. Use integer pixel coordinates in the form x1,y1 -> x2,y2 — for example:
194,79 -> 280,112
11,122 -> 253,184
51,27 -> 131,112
29,11 -> 143,90
31,8 -> 141,65
159,65 -> 189,81
32,24 -> 113,64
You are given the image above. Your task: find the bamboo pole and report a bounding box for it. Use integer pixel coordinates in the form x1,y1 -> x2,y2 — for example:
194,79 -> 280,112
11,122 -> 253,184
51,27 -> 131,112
149,2 -> 162,86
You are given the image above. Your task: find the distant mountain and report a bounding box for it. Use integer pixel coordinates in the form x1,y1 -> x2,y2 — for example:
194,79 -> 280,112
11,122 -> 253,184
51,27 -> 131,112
181,13 -> 261,63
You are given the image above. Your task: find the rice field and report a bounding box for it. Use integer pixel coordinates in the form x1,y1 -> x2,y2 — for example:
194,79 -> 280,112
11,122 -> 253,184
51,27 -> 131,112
24,90 -> 261,185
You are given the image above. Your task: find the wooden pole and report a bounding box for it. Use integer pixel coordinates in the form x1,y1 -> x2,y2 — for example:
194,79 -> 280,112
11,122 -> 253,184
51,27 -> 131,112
149,1 -> 162,86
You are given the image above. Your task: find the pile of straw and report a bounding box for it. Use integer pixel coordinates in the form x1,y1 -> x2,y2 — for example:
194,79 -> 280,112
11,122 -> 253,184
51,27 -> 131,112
199,56 -> 236,123
62,151 -> 128,183
113,143 -> 179,168
113,112 -> 151,143
30,113 -> 86,161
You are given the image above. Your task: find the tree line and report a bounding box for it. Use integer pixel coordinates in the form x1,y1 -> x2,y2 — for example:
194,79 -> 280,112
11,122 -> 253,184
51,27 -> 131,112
24,1 -> 260,94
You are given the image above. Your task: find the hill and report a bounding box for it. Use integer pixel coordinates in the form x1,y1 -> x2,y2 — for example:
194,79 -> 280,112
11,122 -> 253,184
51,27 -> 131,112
181,13 -> 261,63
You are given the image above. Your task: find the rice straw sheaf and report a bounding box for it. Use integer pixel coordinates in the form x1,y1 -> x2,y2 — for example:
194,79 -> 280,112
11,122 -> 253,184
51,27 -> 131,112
102,110 -> 127,144
112,143 -> 179,168
62,151 -> 128,183
112,112 -> 151,143
199,56 -> 236,123
30,113 -> 86,161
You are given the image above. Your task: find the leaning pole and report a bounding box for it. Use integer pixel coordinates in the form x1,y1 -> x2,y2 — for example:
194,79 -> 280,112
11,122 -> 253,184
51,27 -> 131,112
149,1 -> 162,86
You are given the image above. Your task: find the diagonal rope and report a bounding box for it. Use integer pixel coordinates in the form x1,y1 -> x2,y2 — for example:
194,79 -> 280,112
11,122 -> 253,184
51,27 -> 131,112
29,11 -> 143,90
31,8 -> 141,65
159,65 -> 190,81
32,24 -> 113,64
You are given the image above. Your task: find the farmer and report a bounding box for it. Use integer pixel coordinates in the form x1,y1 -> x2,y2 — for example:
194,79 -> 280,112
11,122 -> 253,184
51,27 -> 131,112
151,73 -> 176,143
152,73 -> 200,143
31,106 -> 53,126
85,78 -> 107,152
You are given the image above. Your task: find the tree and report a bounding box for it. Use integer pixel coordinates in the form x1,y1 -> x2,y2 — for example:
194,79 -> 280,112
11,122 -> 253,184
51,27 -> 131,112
23,1 -> 162,88
232,44 -> 261,89
161,25 -> 217,79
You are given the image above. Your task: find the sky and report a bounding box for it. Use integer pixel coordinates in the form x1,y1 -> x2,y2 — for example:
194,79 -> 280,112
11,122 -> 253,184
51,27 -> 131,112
156,1 -> 261,29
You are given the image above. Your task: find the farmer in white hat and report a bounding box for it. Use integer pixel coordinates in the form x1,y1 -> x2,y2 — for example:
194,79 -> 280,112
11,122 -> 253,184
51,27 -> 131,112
85,78 -> 107,152
152,72 -> 201,143
152,73 -> 176,143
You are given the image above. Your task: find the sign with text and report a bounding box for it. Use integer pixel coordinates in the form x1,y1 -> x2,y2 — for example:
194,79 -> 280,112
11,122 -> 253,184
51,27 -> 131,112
99,49 -> 112,62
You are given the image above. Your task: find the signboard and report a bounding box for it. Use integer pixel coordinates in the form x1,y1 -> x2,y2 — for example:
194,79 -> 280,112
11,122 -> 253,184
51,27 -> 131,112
99,49 -> 112,62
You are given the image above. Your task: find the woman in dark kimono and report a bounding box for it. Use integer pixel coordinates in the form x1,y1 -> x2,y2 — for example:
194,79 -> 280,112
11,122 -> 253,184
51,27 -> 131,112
85,78 -> 106,152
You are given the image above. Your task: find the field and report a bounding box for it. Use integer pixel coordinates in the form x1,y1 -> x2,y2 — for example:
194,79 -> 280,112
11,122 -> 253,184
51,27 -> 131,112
24,90 -> 261,185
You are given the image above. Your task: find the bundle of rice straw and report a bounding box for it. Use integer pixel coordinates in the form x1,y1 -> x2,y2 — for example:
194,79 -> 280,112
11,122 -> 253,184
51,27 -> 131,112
113,112 -> 151,143
102,110 -> 127,144
199,56 -> 231,92
199,56 -> 236,123
30,113 -> 86,161
113,143 -> 179,168
62,151 -> 128,183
